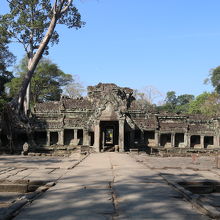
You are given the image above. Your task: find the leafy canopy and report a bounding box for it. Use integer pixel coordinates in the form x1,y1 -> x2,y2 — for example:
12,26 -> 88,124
209,66 -> 220,94
0,0 -> 84,56
6,57 -> 73,103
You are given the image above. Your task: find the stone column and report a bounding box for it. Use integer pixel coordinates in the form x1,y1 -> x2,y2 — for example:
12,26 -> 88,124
47,131 -> 50,146
155,131 -> 159,147
74,129 -> 78,140
83,130 -> 89,146
171,133 -> 175,148
58,130 -> 64,146
94,122 -> 100,152
187,135 -> 191,148
214,135 -> 219,148
200,135 -> 204,148
184,133 -> 188,148
119,119 -> 125,152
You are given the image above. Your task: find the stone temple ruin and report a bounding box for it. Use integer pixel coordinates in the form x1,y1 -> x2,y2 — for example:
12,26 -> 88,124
0,83 -> 220,154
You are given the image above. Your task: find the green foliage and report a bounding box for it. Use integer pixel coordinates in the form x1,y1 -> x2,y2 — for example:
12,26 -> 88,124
0,28 -> 15,111
0,0 -> 84,56
6,57 -> 73,103
188,92 -> 211,114
158,91 -> 195,113
209,66 -> 220,93
188,92 -> 220,115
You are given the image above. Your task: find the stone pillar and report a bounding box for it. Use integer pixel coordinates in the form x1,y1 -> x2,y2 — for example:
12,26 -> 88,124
171,133 -> 175,148
200,135 -> 204,148
58,130 -> 64,146
214,135 -> 219,148
184,133 -> 188,148
74,129 -> 78,140
47,131 -> 50,146
187,135 -> 191,148
83,130 -> 89,146
94,123 -> 100,152
155,131 -> 159,147
119,119 -> 125,152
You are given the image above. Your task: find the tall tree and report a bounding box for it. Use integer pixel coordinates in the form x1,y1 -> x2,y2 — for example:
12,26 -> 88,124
0,26 -> 15,110
6,57 -> 73,104
206,66 -> 220,93
158,92 -> 194,113
188,92 -> 220,115
0,0 -> 84,117
188,92 -> 211,114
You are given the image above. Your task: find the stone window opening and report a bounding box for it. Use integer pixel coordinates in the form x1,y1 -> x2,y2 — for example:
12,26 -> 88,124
144,131 -> 155,147
175,133 -> 184,148
190,135 -> 200,148
64,129 -> 74,145
204,136 -> 214,149
77,129 -> 83,145
50,132 -> 58,145
160,133 -> 171,148
89,132 -> 94,146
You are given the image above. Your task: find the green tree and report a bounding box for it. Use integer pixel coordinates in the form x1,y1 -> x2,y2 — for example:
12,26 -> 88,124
188,92 -> 211,114
175,94 -> 194,113
159,91 -> 177,112
188,92 -> 220,115
158,92 -> 194,113
207,66 -> 220,93
0,27 -> 15,110
0,0 -> 84,115
6,58 -> 73,104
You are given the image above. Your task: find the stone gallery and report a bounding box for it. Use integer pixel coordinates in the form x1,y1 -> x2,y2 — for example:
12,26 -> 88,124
1,83 -> 220,153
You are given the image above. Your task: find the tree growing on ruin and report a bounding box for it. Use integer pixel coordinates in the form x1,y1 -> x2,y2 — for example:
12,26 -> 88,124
0,0 -> 84,117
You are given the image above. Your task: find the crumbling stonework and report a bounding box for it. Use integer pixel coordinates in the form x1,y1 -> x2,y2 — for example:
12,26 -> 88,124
1,83 -> 220,153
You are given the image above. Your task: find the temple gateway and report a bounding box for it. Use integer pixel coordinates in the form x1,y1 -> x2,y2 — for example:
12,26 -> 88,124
1,83 -> 220,153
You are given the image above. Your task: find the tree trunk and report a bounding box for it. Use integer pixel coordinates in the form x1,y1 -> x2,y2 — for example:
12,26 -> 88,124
16,15 -> 58,116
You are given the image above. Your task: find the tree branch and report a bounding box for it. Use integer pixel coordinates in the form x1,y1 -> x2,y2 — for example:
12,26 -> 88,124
53,0 -> 58,14
60,0 -> 73,14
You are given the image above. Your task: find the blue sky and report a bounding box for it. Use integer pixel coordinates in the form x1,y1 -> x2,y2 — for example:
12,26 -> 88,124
2,0 -> 220,101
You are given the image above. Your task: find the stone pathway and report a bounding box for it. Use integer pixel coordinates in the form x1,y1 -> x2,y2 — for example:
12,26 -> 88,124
13,153 -> 208,220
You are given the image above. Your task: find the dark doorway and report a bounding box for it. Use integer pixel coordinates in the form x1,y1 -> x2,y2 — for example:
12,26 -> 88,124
50,132 -> 58,145
64,129 -> 74,145
190,135 -> 200,148
100,121 -> 119,151
78,129 -> 83,145
145,131 -> 155,147
175,133 -> 184,148
204,136 -> 213,148
34,131 -> 47,145
160,133 -> 171,147
89,132 -> 94,146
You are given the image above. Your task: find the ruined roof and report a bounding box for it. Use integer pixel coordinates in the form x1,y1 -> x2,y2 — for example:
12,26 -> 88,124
34,102 -> 60,113
62,98 -> 93,110
34,97 -> 93,113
